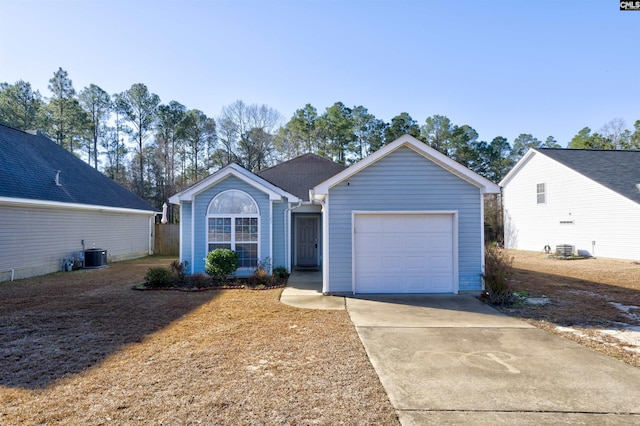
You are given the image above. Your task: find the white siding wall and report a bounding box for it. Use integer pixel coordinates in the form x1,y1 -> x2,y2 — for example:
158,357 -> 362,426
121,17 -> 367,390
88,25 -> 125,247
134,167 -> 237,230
0,204 -> 152,281
503,153 -> 640,260
327,147 -> 483,294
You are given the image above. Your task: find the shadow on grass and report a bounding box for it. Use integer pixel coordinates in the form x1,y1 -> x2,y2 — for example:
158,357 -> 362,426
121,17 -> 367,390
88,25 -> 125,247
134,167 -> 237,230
499,267 -> 640,327
0,256 -> 221,390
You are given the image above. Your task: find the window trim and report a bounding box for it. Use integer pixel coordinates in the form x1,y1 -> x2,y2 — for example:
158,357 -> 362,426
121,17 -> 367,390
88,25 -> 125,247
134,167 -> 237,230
206,190 -> 260,272
536,183 -> 546,204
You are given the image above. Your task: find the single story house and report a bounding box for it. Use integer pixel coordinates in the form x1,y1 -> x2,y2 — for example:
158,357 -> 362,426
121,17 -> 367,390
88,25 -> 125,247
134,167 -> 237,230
500,148 -> 640,260
0,124 -> 157,281
169,135 -> 500,294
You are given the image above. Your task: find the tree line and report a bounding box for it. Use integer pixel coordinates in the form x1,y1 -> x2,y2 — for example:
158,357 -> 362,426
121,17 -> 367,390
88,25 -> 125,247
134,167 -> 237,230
2,68 -> 639,217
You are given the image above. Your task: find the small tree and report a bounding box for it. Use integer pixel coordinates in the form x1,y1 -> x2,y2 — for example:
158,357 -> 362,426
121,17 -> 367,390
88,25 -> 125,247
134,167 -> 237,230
205,249 -> 239,282
482,245 -> 514,305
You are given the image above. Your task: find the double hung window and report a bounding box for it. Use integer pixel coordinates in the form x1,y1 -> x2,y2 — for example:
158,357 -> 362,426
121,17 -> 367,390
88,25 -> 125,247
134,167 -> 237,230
536,183 -> 546,204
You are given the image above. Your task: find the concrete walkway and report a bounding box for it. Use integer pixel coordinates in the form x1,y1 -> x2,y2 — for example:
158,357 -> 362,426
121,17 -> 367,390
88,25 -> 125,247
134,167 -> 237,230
280,273 -> 640,424
279,269 -> 344,310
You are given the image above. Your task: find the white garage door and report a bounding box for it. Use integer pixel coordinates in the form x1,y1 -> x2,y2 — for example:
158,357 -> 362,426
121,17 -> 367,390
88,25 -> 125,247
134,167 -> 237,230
354,213 -> 455,294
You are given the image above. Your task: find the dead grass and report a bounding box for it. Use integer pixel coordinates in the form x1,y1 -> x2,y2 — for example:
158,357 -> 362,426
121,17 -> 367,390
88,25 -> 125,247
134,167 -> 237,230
495,250 -> 640,368
0,257 -> 398,425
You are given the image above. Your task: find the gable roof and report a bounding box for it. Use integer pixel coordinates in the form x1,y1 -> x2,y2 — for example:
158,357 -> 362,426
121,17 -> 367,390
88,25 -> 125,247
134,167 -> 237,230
256,153 -> 346,201
313,135 -> 501,197
0,124 -> 155,212
501,148 -> 640,205
168,162 -> 300,204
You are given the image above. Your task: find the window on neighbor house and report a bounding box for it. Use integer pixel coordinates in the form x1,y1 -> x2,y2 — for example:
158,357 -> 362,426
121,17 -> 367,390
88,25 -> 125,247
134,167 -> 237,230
207,190 -> 259,269
536,183 -> 546,204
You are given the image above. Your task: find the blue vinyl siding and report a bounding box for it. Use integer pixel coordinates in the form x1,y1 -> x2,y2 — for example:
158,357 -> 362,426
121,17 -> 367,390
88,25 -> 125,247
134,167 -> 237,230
327,146 -> 483,293
271,201 -> 287,269
189,176 -> 272,275
181,201 -> 193,271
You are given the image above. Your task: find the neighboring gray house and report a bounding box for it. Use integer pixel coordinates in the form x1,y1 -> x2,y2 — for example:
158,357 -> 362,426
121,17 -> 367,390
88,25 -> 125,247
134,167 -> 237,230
0,124 -> 157,281
169,135 -> 500,294
500,148 -> 640,260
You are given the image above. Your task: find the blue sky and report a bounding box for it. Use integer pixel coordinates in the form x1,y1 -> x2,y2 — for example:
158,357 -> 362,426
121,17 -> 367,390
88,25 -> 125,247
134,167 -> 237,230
1,0 -> 638,146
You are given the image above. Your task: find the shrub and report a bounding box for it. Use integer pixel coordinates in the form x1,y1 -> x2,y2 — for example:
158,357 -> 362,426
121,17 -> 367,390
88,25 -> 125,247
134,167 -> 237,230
273,266 -> 288,279
170,260 -> 189,285
190,273 -> 212,289
254,257 -> 271,281
482,245 -> 514,305
205,249 -> 239,281
144,267 -> 173,288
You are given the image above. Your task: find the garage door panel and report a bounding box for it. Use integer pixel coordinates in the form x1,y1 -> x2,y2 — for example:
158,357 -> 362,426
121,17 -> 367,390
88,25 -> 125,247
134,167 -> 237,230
407,276 -> 429,292
382,256 -> 403,270
406,235 -> 427,249
382,235 -> 403,250
356,255 -> 383,272
357,215 -> 383,232
354,213 -> 455,294
404,215 -> 430,231
406,255 -> 427,270
430,235 -> 453,251
430,255 -> 453,272
428,276 -> 454,293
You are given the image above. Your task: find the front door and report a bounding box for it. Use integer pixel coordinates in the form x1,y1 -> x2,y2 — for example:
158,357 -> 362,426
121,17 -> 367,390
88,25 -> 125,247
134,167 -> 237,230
296,216 -> 318,267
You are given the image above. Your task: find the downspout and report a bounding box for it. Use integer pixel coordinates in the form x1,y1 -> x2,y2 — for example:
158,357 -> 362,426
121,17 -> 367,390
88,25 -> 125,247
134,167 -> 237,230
148,215 -> 154,255
317,196 -> 328,294
284,200 -> 303,272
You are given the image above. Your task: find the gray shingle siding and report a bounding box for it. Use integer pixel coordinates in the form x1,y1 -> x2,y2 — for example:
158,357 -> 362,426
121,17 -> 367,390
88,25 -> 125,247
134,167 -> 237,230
327,147 -> 483,293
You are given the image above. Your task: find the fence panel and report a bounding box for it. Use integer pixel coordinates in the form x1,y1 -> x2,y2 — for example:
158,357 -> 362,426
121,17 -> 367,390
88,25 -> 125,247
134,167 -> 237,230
154,223 -> 179,256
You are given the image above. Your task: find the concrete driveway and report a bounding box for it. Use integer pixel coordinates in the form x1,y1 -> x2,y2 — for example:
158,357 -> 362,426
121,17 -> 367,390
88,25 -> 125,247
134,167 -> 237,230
346,295 -> 640,425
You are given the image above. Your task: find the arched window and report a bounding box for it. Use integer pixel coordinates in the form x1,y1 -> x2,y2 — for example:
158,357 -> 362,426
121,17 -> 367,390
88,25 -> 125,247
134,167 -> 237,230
207,190 -> 259,270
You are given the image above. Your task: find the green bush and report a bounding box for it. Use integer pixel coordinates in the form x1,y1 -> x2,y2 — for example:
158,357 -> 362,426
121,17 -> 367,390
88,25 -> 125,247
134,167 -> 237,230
482,245 -> 514,305
144,267 -> 174,288
205,249 -> 239,281
273,266 -> 288,279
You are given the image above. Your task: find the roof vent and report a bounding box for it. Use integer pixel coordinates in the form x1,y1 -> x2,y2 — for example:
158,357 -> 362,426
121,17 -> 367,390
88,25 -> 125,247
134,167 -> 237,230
636,183 -> 640,192
55,170 -> 62,186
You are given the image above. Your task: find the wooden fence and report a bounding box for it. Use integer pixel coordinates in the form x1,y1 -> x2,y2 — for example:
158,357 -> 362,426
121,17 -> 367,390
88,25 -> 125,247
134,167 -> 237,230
154,223 -> 179,256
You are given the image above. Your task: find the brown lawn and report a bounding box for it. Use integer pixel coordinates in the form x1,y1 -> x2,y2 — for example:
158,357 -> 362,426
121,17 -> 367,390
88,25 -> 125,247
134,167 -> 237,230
496,250 -> 640,367
0,257 -> 398,425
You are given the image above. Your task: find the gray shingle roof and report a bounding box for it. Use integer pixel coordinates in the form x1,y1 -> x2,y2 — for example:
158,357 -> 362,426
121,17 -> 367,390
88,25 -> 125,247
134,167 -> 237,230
538,148 -> 640,204
256,153 -> 346,200
0,124 -> 155,211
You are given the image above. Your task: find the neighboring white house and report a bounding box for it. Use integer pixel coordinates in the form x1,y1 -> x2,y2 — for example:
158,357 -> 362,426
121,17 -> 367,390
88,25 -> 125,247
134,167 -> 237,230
170,135 -> 500,295
500,148 -> 640,260
0,124 -> 158,281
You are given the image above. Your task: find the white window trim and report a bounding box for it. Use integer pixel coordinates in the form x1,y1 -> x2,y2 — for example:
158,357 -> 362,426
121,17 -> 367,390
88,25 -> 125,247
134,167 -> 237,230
206,190 -> 261,273
536,183 -> 546,204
